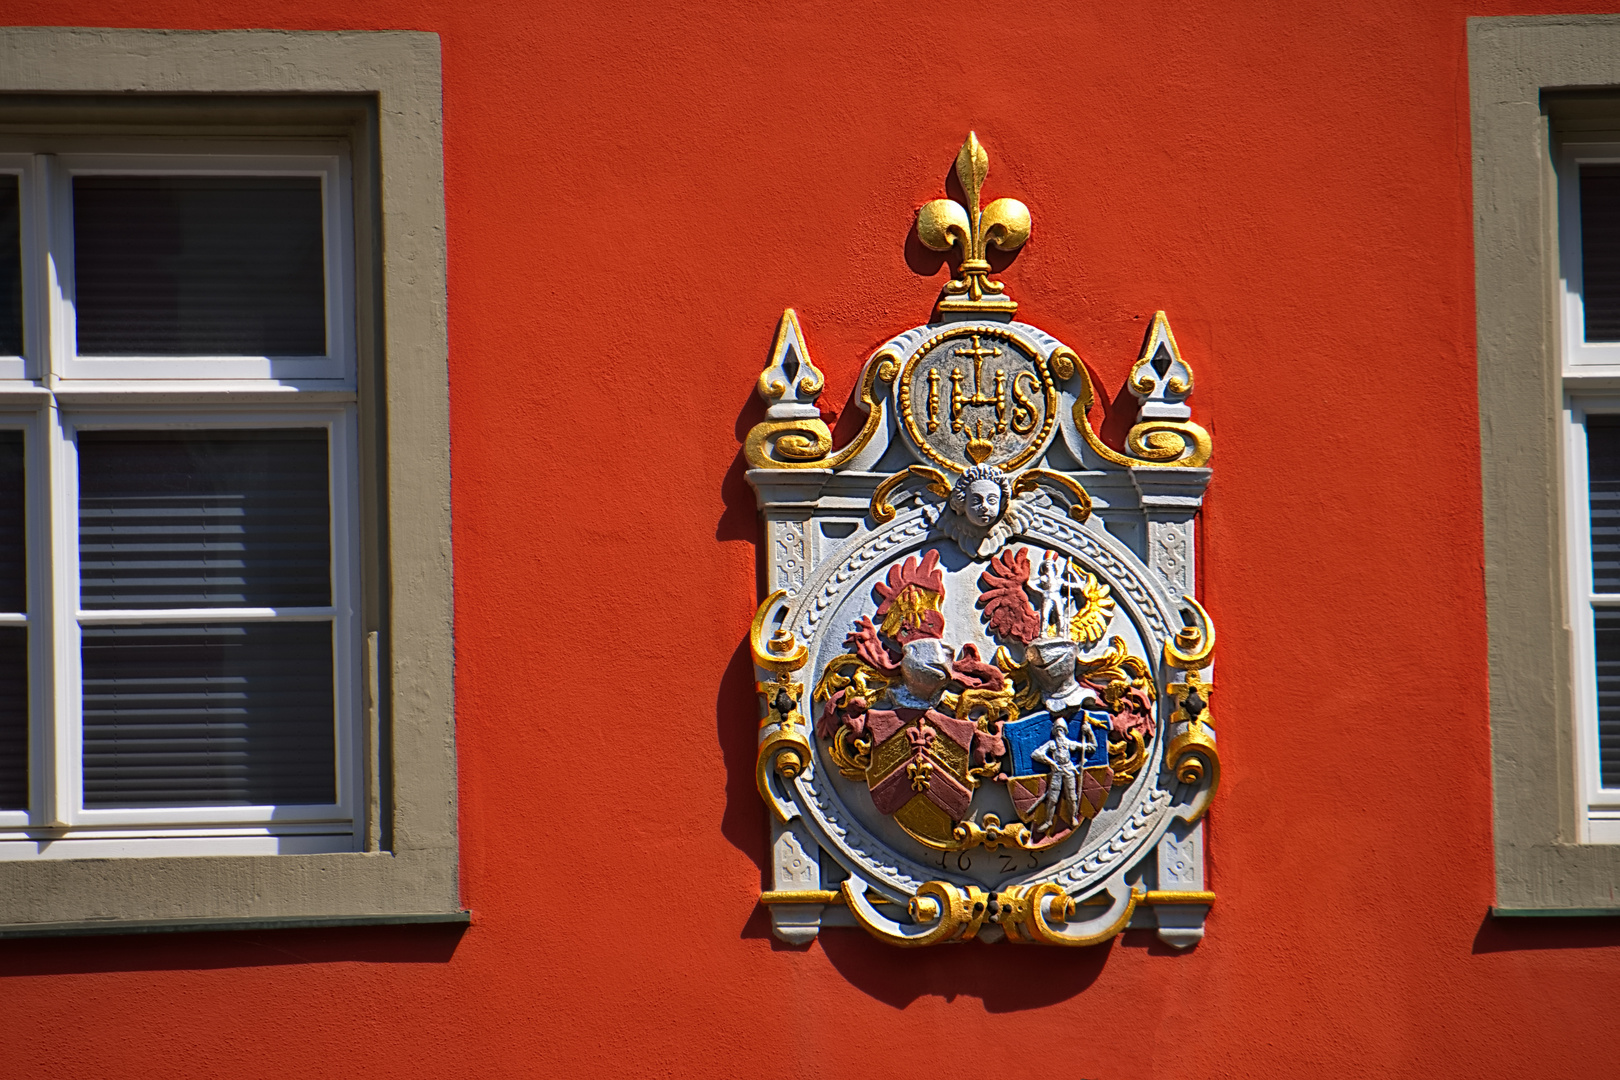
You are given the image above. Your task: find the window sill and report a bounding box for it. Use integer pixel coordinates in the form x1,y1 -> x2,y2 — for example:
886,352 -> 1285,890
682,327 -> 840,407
0,909 -> 470,939
1491,906 -> 1620,917
0,848 -> 461,934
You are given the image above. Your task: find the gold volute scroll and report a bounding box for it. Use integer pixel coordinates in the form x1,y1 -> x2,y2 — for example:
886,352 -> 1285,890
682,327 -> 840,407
750,589 -> 809,677
1165,595 -> 1220,815
1010,469 -> 1093,523
745,310 -> 895,471
869,464 -> 951,524
1060,342 -> 1214,470
752,590 -> 813,823
917,132 -> 1031,314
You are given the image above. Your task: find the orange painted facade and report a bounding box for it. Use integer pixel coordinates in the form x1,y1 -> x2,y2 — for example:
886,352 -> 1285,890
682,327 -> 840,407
0,3 -> 1617,1077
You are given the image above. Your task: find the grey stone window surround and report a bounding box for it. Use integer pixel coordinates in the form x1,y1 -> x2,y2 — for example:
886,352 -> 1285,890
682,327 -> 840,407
0,29 -> 459,936
1471,16 -> 1620,916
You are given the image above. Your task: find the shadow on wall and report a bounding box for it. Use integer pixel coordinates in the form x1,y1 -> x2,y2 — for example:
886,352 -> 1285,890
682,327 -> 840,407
0,921 -> 466,978
727,873 -> 1121,1010
1472,911 -> 1620,953
713,354 -> 893,884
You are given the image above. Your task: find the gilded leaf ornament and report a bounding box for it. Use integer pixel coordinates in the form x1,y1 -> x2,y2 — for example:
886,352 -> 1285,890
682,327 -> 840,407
917,131 -> 1031,313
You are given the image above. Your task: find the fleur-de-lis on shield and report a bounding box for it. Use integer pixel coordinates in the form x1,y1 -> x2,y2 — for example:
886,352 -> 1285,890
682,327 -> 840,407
916,132 -> 1032,312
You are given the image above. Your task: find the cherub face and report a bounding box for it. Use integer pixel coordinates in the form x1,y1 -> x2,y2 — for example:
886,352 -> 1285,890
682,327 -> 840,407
964,478 -> 1003,527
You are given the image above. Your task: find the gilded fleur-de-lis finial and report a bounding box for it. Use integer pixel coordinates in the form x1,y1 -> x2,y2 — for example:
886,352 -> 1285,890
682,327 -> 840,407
916,132 -> 1031,315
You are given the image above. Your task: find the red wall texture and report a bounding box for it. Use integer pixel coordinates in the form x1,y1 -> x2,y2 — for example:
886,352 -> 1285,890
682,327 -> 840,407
1,3 -> 1618,1078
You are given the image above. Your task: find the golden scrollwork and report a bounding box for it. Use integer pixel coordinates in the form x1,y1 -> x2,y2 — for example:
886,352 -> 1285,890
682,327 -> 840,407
916,132 -> 1031,314
869,464 -> 951,524
750,589 -> 809,679
1165,594 -> 1215,671
993,645 -> 1043,714
1010,468 -> 1093,523
952,812 -> 1033,851
827,725 -> 872,780
1167,717 -> 1219,793
842,879 -> 1000,946
756,723 -> 813,823
1164,594 -> 1220,812
744,418 -> 833,469
744,313 -> 898,471
837,874 -> 1148,948
812,650 -> 893,780
1126,420 -> 1213,468
996,883 -> 1143,947
1058,343 -> 1215,470
1063,346 -> 1143,469
752,591 -> 814,822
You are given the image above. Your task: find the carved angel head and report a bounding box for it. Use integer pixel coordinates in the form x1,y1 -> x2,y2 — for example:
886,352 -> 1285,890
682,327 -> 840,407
948,465 -> 1011,525
933,464 -> 1035,558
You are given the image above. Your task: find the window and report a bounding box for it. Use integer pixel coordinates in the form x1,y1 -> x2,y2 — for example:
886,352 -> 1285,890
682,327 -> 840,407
1471,15 -> 1620,914
0,149 -> 363,858
0,28 -> 458,935
1559,145 -> 1620,844
1564,406 -> 1620,842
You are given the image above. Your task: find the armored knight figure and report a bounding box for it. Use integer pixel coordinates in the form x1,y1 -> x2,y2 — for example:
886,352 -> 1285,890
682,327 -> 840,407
1032,550 -> 1065,636
1030,716 -> 1092,836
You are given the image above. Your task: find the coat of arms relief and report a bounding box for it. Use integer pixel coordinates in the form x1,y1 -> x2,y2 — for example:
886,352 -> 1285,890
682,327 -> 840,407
747,134 -> 1219,948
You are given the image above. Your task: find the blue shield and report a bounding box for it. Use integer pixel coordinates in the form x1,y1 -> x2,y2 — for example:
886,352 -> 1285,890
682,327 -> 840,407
1003,709 -> 1110,775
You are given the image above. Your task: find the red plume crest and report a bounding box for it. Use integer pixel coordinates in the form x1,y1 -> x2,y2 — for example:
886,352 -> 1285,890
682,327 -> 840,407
874,549 -> 944,613
977,546 -> 1040,645
873,549 -> 945,644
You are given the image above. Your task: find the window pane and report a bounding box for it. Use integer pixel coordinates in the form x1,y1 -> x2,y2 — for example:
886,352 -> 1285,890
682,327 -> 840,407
1590,417 -> 1620,592
0,431 -> 23,614
0,176 -> 20,357
72,176 -> 326,356
79,431 -> 330,610
0,627 -> 25,811
1582,165 -> 1620,342
81,622 -> 335,808
1596,611 -> 1620,788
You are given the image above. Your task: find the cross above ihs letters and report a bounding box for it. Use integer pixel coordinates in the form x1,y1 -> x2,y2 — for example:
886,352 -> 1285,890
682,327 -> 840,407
949,335 -> 1007,434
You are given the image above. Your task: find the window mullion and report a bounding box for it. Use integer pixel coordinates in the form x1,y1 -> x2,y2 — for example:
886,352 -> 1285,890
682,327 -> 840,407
37,154 -> 68,388
40,399 -> 74,827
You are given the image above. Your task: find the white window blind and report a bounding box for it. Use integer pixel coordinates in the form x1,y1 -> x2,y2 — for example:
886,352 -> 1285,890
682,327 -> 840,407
76,431 -> 338,809
71,176 -> 327,357
0,175 -> 19,359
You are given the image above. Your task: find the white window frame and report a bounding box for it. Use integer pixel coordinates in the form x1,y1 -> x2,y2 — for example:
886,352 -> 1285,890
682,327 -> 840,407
0,152 -> 41,381
0,27 -> 458,935
1562,143 -> 1620,841
1559,141 -> 1620,371
44,150 -> 355,383
1561,398 -> 1620,841
0,140 -> 365,859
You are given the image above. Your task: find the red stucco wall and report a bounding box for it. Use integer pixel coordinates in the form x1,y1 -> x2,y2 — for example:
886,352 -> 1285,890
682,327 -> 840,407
1,3 -> 1617,1077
